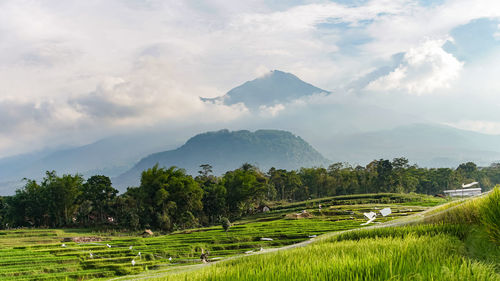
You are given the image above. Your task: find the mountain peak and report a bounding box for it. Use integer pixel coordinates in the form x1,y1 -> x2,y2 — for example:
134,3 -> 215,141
201,70 -> 330,109
261,69 -> 294,77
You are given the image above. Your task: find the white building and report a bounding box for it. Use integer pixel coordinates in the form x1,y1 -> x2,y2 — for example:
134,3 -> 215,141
443,188 -> 481,197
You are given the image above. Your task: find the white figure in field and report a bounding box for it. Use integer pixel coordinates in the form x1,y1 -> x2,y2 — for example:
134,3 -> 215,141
462,182 -> 479,188
361,211 -> 377,225
363,211 -> 376,220
89,252 -> 93,258
361,217 -> 376,225
200,249 -> 209,263
169,257 -> 172,261
61,244 -> 66,247
129,246 -> 133,250
106,244 -> 111,248
380,208 -> 391,217
131,259 -> 136,266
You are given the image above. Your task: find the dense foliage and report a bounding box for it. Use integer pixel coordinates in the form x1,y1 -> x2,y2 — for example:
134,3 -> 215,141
1,158 -> 500,231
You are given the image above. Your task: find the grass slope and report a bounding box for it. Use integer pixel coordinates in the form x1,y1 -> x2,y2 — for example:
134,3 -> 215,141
159,233 -> 497,281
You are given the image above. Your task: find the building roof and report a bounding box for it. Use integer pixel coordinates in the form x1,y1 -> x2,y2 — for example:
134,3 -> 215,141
443,188 -> 481,193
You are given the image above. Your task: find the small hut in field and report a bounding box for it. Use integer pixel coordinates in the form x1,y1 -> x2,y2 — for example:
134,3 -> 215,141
142,229 -> 154,237
443,188 -> 481,197
258,205 -> 271,213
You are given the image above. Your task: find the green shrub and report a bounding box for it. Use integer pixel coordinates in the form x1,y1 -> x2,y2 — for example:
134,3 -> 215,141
221,218 -> 231,232
145,253 -> 155,261
480,186 -> 500,245
329,224 -> 469,242
424,195 -> 484,225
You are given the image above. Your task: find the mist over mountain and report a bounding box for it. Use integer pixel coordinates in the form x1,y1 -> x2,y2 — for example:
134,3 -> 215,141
0,132 -> 185,195
114,129 -> 330,190
1,70 -> 500,195
323,123 -> 500,167
201,70 -> 330,109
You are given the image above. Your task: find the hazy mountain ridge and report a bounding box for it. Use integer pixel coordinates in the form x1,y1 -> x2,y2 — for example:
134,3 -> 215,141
323,123 -> 500,167
0,132 -> 183,194
114,129 -> 330,189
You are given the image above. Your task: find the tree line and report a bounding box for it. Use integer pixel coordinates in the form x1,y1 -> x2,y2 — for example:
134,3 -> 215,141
1,158 -> 499,231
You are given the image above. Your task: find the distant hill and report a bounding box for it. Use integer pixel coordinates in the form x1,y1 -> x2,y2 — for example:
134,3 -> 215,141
201,70 -> 330,109
321,123 -> 500,168
114,129 -> 330,189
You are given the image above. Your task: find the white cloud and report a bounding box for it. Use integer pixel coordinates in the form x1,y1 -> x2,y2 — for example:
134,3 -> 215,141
259,104 -> 285,117
365,38 -> 463,95
446,120 -> 500,135
69,59 -> 248,127
0,0 -> 500,156
254,65 -> 272,77
494,23 -> 500,39
0,55 -> 249,157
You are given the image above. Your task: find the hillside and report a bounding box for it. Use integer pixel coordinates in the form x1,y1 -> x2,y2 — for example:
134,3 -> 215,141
114,129 -> 330,189
201,70 -> 330,109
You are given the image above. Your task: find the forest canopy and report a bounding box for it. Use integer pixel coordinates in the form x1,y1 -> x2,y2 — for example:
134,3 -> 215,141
1,158 -> 499,231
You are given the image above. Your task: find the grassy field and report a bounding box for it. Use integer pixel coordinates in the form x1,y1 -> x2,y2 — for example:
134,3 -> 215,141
0,193 -> 444,280
158,232 -> 497,281
144,188 -> 500,281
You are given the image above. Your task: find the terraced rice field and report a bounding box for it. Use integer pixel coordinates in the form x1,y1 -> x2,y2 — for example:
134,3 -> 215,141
0,193 -> 445,280
149,189 -> 500,281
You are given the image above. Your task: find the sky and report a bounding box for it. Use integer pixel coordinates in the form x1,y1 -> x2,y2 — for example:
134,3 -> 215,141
0,0 -> 500,158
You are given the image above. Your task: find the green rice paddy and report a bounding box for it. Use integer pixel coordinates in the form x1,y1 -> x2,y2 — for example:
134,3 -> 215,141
0,193 -> 446,280
148,188 -> 500,281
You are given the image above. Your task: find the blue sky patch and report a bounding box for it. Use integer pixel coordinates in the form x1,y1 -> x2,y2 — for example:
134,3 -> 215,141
444,17 -> 500,62
417,0 -> 446,7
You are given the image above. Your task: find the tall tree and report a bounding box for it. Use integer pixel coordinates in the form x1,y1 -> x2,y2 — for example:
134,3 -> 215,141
198,164 -> 214,178
139,165 -> 203,231
201,182 -> 227,224
114,187 -> 142,230
223,164 -> 269,216
43,171 -> 84,227
196,164 -> 227,224
0,197 -> 4,229
375,159 -> 393,193
78,175 -> 118,225
269,168 -> 304,201
299,167 -> 332,198
457,162 -> 478,181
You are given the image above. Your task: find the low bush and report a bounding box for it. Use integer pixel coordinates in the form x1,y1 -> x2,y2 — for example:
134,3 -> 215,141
480,186 -> 500,245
